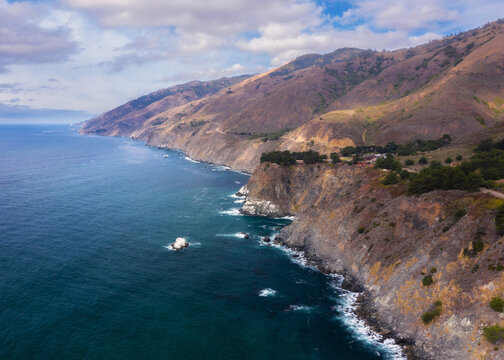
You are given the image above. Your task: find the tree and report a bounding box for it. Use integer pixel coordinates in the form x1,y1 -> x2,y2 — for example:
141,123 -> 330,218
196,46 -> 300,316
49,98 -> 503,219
445,157 -> 452,164
456,154 -> 463,161
340,146 -> 355,157
405,159 -> 414,166
419,156 -> 428,164
400,170 -> 410,179
375,154 -> 402,171
330,153 -> 341,163
383,172 -> 399,185
463,172 -> 483,191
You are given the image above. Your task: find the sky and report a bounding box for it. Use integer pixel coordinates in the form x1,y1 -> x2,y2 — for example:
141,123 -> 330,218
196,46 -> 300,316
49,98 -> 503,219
0,0 -> 503,123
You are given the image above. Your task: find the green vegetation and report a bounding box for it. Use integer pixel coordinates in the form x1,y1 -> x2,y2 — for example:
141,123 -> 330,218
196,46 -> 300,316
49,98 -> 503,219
454,207 -> 467,220
496,205 -> 504,236
357,226 -> 366,234
445,157 -> 453,164
247,128 -> 292,141
488,263 -> 504,271
483,325 -> 504,344
476,116 -> 486,126
443,46 -> 458,58
260,151 -> 296,166
330,153 -> 341,163
400,170 -> 410,180
463,230 -> 486,257
407,163 -> 483,195
375,154 -> 402,171
419,157 -> 428,165
339,135 -> 451,158
383,172 -> 399,185
405,159 -> 414,166
260,150 -> 327,166
190,119 -> 207,127
422,274 -> 434,287
421,301 -> 442,324
341,146 -> 356,157
456,154 -> 463,161
490,297 -> 504,312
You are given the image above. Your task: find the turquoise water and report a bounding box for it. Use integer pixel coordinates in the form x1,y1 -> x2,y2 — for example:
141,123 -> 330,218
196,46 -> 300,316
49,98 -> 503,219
0,125 -> 402,359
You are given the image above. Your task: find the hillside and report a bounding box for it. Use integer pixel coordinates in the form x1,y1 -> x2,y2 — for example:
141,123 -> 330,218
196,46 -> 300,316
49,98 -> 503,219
241,162 -> 504,360
81,20 -> 504,172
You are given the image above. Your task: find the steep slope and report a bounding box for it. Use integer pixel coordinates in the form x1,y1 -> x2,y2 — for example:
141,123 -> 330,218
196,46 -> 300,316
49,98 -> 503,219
241,162 -> 504,360
80,75 -> 250,136
82,20 -> 504,173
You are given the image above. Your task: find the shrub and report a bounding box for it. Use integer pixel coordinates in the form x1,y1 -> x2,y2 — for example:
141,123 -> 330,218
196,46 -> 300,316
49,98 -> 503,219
483,325 -> 504,344
490,297 -> 504,312
341,146 -> 356,157
405,159 -> 414,166
375,154 -> 402,171
496,204 -> 504,236
330,153 -> 341,163
454,208 -> 467,220
456,154 -> 463,161
430,267 -> 437,274
383,172 -> 399,185
422,274 -> 434,286
400,170 -> 410,179
421,301 -> 442,324
357,226 -> 366,233
421,311 -> 437,324
419,157 -> 428,164
445,157 -> 453,164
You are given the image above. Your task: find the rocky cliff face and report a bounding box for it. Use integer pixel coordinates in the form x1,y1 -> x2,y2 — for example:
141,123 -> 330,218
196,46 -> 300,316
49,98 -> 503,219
242,163 -> 504,360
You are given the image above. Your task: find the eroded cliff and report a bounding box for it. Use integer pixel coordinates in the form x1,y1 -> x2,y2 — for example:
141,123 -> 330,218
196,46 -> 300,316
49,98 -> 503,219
242,163 -> 504,360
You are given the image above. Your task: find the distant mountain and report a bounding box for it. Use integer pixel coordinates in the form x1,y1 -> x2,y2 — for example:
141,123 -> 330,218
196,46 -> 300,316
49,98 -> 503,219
82,20 -> 504,172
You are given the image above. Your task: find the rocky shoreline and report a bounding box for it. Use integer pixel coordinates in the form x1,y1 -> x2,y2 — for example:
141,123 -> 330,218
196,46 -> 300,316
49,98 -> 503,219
238,162 -> 504,360
269,233 -> 418,360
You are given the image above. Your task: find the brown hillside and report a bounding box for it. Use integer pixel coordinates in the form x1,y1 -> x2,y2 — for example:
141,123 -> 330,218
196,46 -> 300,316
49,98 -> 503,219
82,20 -> 504,172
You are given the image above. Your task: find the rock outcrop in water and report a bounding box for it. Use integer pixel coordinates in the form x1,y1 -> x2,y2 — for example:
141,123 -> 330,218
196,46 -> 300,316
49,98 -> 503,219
171,237 -> 189,250
242,162 -> 504,360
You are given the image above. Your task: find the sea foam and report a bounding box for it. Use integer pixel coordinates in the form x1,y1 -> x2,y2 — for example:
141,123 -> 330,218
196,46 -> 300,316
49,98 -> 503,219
258,288 -> 277,297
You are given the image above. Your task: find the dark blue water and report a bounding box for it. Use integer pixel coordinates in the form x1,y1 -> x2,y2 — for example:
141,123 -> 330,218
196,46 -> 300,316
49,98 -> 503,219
0,125 -> 402,360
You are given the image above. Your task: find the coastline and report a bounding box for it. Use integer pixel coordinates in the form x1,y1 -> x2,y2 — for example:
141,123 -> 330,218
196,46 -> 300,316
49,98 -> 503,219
81,129 -> 413,359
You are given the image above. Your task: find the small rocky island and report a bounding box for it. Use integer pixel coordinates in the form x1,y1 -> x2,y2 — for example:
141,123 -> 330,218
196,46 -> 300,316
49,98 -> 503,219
171,237 -> 189,250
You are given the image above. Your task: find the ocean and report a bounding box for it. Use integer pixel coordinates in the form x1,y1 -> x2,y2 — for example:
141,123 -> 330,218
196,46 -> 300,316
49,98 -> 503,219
0,125 -> 403,359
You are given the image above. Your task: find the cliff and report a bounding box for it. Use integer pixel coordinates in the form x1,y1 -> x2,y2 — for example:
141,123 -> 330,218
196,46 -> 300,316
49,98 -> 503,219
81,21 -> 504,173
242,163 -> 504,360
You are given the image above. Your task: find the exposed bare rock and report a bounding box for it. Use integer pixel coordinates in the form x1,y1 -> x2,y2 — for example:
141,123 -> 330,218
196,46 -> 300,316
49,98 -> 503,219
245,162 -> 504,360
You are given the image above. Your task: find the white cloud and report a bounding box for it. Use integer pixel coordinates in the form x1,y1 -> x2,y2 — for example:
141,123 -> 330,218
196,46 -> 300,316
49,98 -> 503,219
238,25 -> 441,65
0,0 -> 502,117
339,0 -> 458,31
0,0 -> 78,72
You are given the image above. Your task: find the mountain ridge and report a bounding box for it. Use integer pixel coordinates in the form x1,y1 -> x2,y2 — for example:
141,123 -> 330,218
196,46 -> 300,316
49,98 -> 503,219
81,19 -> 504,173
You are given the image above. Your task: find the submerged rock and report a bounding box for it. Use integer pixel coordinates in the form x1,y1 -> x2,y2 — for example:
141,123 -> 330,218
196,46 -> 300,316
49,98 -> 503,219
239,232 -> 250,239
171,237 -> 189,250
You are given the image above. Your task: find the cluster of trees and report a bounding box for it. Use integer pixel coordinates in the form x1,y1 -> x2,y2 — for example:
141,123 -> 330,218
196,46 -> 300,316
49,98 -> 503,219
248,129 -> 292,142
407,163 -> 483,194
339,135 -> 451,157
377,138 -> 504,195
375,154 -> 402,171
260,150 -> 327,165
